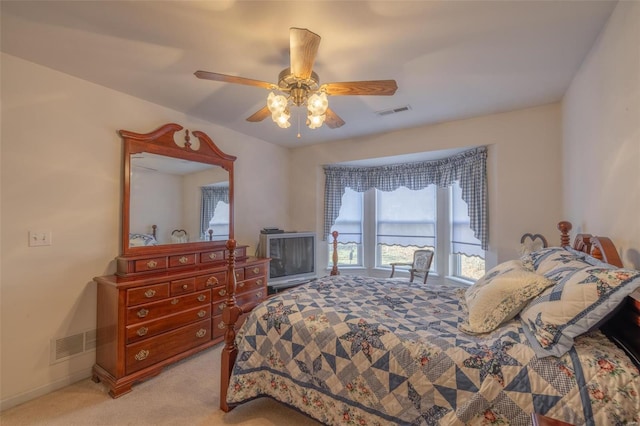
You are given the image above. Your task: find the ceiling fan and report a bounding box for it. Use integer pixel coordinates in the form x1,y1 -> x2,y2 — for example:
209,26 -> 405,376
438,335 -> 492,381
195,27 -> 398,131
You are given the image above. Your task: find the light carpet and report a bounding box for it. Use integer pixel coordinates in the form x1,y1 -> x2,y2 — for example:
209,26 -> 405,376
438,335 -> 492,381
0,344 -> 321,425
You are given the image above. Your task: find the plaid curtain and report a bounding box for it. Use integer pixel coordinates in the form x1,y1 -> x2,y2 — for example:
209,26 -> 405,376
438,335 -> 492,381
323,146 -> 488,250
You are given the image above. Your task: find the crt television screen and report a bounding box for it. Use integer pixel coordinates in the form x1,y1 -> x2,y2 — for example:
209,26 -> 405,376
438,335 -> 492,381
268,235 -> 315,279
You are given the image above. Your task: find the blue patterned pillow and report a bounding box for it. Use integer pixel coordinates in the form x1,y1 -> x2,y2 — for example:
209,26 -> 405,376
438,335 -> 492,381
520,264 -> 640,357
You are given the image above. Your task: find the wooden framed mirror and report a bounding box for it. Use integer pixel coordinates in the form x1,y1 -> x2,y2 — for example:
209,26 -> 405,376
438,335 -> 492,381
120,123 -> 235,256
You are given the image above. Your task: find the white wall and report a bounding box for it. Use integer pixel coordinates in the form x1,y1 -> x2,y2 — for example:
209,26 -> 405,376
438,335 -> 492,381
0,53 -> 290,409
562,1 -> 640,269
289,103 -> 564,275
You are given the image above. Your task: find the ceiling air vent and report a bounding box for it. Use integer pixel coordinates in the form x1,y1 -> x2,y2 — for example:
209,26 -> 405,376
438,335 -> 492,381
376,105 -> 411,117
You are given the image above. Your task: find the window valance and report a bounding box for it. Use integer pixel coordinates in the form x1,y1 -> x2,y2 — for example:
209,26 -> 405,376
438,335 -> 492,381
323,146 -> 488,250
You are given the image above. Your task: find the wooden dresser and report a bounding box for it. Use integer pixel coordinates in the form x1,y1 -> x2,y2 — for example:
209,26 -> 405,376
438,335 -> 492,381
93,244 -> 268,397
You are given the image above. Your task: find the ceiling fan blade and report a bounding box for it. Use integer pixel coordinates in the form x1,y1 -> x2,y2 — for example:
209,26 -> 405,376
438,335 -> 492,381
290,27 -> 321,80
324,108 -> 345,129
194,70 -> 275,90
321,80 -> 398,96
246,106 -> 271,122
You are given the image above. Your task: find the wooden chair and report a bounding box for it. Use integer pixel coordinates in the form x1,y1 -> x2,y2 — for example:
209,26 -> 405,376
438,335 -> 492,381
389,249 -> 434,284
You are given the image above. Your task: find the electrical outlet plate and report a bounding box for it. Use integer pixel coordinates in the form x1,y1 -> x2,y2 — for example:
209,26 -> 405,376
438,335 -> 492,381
29,231 -> 52,247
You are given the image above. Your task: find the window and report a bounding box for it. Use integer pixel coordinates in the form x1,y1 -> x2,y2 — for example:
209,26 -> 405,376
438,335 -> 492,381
328,184 -> 484,281
376,186 -> 436,268
328,188 -> 363,267
206,201 -> 229,241
201,185 -> 229,241
450,182 -> 485,280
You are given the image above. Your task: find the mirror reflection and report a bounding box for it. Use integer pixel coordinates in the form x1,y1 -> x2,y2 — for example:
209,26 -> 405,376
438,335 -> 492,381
129,152 -> 230,248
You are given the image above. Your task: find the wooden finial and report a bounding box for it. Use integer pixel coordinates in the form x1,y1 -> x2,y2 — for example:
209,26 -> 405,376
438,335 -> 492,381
184,129 -> 192,150
208,229 -> 214,241
330,231 -> 340,276
558,221 -> 572,247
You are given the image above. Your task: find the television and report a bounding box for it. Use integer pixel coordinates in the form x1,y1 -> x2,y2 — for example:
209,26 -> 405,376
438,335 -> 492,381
258,232 -> 316,291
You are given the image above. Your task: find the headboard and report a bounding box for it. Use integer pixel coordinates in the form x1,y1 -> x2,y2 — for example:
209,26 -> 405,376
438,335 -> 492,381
558,221 -> 640,367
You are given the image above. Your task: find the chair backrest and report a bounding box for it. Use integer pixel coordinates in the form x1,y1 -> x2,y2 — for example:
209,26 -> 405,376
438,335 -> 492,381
412,249 -> 434,284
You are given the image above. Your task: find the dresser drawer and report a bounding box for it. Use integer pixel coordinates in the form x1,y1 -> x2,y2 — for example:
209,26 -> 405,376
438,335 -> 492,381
195,271 -> 226,290
169,253 -> 196,268
127,283 -> 170,306
126,305 -> 211,344
212,311 -> 250,340
211,285 -> 230,303
237,277 -> 266,295
126,290 -> 210,325
170,277 -> 195,296
245,264 -> 266,279
125,319 -> 211,374
236,287 -> 266,308
226,246 -> 246,259
234,269 -> 245,282
134,257 -> 167,273
200,249 -> 225,264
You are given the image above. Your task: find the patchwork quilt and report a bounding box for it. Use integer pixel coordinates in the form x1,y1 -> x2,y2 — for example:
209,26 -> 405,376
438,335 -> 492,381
226,275 -> 640,425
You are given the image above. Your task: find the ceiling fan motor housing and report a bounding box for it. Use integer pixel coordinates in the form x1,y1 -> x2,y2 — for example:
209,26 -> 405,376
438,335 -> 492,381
278,68 -> 320,106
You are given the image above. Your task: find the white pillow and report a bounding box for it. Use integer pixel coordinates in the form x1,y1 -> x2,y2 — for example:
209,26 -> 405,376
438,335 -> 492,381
459,260 -> 554,334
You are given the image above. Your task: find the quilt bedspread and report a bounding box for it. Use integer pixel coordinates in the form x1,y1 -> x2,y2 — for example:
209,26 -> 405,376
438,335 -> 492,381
226,275 -> 640,425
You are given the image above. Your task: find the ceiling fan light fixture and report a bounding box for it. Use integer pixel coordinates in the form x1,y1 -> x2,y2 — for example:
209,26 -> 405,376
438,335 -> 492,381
307,92 -> 328,115
272,108 -> 291,128
267,92 -> 288,114
306,112 -> 326,129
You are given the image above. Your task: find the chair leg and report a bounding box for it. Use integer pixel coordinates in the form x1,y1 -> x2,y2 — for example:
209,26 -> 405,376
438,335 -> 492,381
422,272 -> 429,284
390,265 -> 396,278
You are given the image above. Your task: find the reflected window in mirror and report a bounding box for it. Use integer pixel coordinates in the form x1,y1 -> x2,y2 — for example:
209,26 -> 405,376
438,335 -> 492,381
201,184 -> 230,241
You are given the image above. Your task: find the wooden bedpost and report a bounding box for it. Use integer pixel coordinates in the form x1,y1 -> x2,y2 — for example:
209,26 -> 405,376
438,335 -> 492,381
220,239 -> 241,412
557,221 -> 572,247
330,231 -> 340,276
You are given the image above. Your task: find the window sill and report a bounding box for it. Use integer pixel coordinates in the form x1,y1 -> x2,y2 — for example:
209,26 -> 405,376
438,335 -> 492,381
446,275 -> 475,286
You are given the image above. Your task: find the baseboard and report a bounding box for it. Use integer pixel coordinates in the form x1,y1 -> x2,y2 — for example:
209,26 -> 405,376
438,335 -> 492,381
0,367 -> 93,412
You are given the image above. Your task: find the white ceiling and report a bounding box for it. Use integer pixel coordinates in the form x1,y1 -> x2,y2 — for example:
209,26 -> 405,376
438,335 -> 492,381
0,1 -> 616,148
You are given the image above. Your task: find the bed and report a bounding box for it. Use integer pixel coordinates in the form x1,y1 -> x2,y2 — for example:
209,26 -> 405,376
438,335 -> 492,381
128,224 -> 159,247
219,222 -> 640,425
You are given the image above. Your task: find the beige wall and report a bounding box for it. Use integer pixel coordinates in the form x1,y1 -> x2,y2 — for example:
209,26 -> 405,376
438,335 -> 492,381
562,1 -> 640,269
289,103 -> 563,274
0,53 -> 290,408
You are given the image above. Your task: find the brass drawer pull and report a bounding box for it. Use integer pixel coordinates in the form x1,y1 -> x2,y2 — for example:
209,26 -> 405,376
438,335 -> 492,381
208,252 -> 218,260
218,289 -> 226,297
179,256 -> 189,264
197,310 -> 207,318
218,303 -> 225,311
238,282 -> 245,288
234,249 -> 240,256
252,267 -> 260,274
144,289 -> 156,298
146,260 -> 157,269
137,308 -> 149,318
182,284 -> 189,290
218,322 -> 226,330
171,298 -> 179,305
256,292 -> 263,299
197,294 -> 207,302
135,349 -> 149,361
137,327 -> 148,337
195,329 -> 207,338
256,279 -> 263,286
206,276 -> 219,287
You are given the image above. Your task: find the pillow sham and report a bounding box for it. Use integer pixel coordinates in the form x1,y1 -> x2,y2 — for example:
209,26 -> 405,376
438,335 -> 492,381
129,233 -> 158,247
520,246 -> 590,274
458,260 -> 554,334
520,264 -> 640,358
